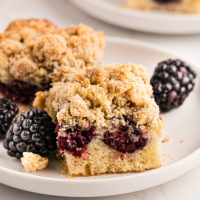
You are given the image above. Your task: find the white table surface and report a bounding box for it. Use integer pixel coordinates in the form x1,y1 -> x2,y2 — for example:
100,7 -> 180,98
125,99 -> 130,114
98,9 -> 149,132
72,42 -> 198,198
0,0 -> 200,199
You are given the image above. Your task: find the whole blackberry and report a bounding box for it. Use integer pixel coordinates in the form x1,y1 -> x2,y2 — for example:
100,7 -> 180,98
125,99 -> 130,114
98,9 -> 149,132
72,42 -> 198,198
3,107 -> 57,159
151,59 -> 196,112
0,98 -> 18,138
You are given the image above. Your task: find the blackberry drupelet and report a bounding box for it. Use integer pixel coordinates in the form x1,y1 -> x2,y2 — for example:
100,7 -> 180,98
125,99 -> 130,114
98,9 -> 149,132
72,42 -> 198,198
151,59 -> 196,112
3,107 -> 57,159
0,98 -> 18,138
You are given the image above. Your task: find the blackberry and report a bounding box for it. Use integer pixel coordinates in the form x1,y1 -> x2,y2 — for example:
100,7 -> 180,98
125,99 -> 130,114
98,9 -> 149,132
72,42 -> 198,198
3,107 -> 57,159
0,98 -> 18,138
151,59 -> 196,112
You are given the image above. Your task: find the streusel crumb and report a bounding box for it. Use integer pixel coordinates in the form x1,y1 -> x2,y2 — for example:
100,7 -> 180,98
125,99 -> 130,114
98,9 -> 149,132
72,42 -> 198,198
21,152 -> 48,172
0,19 -> 105,89
37,63 -> 160,132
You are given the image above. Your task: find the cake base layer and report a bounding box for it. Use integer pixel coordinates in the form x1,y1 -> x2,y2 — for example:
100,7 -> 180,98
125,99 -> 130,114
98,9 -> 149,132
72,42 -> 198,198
61,134 -> 162,177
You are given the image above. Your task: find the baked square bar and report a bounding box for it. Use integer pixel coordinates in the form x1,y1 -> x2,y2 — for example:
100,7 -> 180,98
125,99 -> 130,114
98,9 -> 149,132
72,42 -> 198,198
34,64 -> 163,176
125,0 -> 200,13
0,19 -> 105,107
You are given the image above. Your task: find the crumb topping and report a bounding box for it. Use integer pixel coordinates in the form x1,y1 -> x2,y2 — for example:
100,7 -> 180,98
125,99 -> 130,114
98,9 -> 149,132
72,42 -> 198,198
21,152 -> 48,172
34,63 -> 163,137
0,19 -> 105,88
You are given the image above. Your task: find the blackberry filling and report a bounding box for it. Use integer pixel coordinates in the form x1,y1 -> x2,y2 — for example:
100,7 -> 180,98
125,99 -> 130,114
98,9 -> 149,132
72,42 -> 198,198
55,120 -> 60,134
58,126 -> 96,157
103,121 -> 147,154
0,80 -> 51,105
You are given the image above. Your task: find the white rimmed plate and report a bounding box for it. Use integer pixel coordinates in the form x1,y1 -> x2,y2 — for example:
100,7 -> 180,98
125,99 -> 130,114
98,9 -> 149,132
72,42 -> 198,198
0,37 -> 200,197
72,0 -> 200,34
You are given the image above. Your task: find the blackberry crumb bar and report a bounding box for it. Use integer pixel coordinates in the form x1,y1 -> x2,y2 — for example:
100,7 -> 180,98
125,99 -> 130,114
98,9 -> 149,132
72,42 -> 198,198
34,64 -> 163,177
125,0 -> 200,13
0,19 -> 105,108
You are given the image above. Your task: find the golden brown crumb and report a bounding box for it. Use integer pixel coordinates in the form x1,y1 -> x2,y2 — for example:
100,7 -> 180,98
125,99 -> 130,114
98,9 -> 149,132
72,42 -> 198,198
162,135 -> 171,143
180,139 -> 184,143
35,63 -> 161,131
0,19 -> 105,88
21,152 -> 48,172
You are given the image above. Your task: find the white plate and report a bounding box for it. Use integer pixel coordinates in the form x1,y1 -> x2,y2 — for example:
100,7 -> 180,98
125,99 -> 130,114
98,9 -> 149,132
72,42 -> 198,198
0,37 -> 200,197
72,0 -> 200,34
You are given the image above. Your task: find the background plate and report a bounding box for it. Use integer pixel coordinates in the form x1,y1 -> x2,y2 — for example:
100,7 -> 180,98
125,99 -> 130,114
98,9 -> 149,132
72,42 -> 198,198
0,37 -> 200,197
72,0 -> 200,34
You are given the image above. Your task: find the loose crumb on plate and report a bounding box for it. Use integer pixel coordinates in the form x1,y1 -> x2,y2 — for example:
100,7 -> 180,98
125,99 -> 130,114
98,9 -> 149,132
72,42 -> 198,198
21,152 -> 48,172
162,135 -> 171,143
180,139 -> 184,143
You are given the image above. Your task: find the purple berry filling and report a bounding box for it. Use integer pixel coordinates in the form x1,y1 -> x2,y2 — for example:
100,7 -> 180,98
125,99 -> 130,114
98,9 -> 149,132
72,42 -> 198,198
103,123 -> 147,154
55,120 -> 60,134
57,118 -> 147,156
0,80 -> 50,105
58,126 -> 96,157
